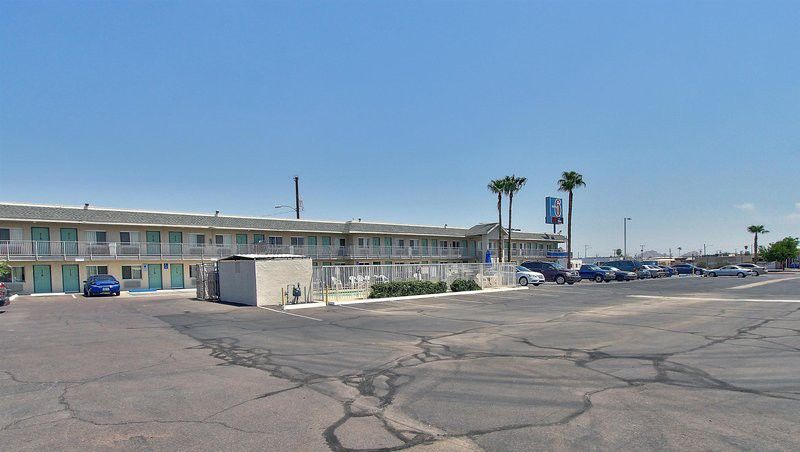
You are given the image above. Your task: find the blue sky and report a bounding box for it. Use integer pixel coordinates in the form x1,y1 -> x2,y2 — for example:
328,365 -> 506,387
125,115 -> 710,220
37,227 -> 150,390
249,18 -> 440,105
1,0 -> 798,256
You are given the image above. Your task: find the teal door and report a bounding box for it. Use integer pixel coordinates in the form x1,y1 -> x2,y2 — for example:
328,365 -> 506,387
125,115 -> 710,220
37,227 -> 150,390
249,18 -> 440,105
146,231 -> 161,255
147,264 -> 162,289
170,264 -> 184,289
33,265 -> 52,293
32,227 -> 51,256
236,234 -> 248,253
62,264 -> 80,292
60,228 -> 78,256
168,231 -> 182,256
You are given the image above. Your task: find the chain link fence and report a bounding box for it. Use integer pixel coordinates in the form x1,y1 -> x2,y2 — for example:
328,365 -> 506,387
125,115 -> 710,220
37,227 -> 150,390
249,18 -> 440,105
194,263 -> 219,301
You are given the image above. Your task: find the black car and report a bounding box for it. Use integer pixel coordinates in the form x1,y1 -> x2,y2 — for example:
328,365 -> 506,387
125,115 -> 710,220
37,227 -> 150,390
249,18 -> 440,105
521,261 -> 582,285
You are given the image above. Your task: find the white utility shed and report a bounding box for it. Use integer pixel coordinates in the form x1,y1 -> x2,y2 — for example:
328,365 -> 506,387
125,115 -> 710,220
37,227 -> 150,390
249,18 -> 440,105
217,254 -> 312,306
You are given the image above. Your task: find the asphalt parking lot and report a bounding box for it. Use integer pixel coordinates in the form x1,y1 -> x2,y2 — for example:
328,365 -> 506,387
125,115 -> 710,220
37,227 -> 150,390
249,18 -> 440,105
1,274 -> 799,451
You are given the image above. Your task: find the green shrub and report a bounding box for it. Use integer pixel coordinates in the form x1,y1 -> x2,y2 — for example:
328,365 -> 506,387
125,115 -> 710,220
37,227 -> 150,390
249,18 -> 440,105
450,279 -> 482,292
368,280 -> 447,299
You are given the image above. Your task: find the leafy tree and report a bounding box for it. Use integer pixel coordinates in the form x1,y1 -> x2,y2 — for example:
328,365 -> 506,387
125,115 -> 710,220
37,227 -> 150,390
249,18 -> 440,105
760,237 -> 799,267
615,249 -> 623,257
487,178 -> 507,262
557,171 -> 586,268
747,225 -> 769,262
0,261 -> 9,279
503,175 -> 527,262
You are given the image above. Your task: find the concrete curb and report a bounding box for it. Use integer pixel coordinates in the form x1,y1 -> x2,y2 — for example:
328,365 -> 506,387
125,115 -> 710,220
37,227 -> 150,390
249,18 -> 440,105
9,294 -> 18,302
282,302 -> 327,310
127,288 -> 196,297
329,286 -> 527,306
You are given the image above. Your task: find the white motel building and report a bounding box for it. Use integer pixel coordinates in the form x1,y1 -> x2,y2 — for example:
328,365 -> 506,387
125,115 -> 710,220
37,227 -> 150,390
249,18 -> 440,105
0,202 -> 565,294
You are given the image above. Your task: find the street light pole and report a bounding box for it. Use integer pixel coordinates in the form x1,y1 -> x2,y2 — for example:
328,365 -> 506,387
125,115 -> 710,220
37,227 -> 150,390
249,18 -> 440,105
623,217 -> 631,258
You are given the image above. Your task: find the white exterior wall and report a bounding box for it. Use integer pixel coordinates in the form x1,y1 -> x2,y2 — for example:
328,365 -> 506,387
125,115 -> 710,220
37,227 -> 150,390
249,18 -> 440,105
218,260 -> 257,305
254,258 -> 313,306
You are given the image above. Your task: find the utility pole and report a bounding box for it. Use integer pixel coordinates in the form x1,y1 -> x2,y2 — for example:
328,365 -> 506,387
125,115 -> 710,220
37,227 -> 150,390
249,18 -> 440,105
640,244 -> 645,259
584,245 -> 590,259
623,217 -> 631,258
294,175 -> 300,219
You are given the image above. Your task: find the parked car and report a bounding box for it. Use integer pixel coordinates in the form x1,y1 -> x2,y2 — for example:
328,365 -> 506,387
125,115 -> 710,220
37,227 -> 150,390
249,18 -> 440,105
521,261 -> 582,285
673,264 -> 707,276
642,265 -> 666,278
707,265 -> 756,278
515,266 -> 545,287
599,266 -> 637,281
0,282 -> 8,307
736,263 -> 767,276
579,265 -> 615,282
659,266 -> 678,277
83,274 -> 121,297
636,268 -> 652,279
602,260 -> 644,273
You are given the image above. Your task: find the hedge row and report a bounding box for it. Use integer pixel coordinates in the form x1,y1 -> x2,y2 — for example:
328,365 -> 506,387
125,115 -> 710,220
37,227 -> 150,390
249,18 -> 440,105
368,280 -> 447,298
450,279 -> 482,292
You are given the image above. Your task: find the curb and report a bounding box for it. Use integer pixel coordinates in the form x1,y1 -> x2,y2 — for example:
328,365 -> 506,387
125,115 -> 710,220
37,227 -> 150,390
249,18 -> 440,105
329,286 -> 527,306
283,302 -> 327,310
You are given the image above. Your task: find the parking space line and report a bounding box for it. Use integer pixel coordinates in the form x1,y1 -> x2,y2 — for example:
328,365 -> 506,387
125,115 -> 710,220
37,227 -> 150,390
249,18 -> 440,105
728,277 -> 800,290
628,295 -> 800,303
257,306 -> 323,321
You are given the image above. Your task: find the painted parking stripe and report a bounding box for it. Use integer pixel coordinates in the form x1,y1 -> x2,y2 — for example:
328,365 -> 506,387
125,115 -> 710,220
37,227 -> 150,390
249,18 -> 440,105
257,306 -> 323,321
728,277 -> 800,290
628,295 -> 800,303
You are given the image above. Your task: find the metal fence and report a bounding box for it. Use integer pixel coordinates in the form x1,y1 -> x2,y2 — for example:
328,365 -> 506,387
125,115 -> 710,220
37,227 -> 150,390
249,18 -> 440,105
194,263 -> 219,301
311,262 -> 516,303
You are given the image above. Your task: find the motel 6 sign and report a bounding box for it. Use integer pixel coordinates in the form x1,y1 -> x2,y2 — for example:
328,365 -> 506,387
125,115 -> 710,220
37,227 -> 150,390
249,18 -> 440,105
545,197 -> 564,225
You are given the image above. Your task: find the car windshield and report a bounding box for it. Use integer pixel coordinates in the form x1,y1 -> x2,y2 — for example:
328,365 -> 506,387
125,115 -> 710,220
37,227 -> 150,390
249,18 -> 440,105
586,265 -> 601,270
551,262 -> 565,270
605,266 -> 621,271
516,266 -> 529,272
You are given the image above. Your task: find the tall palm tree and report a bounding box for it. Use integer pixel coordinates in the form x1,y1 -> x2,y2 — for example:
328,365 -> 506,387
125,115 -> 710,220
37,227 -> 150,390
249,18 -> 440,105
503,175 -> 527,262
747,225 -> 769,262
557,171 -> 586,269
487,179 -> 507,262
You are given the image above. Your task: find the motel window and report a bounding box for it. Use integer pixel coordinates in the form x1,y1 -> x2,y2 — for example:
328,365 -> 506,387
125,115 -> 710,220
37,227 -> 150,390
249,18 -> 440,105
253,234 -> 265,244
268,236 -> 283,246
409,239 -> 419,248
189,266 -> 195,278
0,228 -> 22,242
85,231 -> 107,243
122,265 -> 142,280
357,238 -> 368,248
0,228 -> 9,241
86,266 -> 109,277
397,239 -> 405,247
321,237 -> 331,246
0,266 -> 24,283
190,234 -> 205,246
290,237 -> 305,246
119,231 -> 140,244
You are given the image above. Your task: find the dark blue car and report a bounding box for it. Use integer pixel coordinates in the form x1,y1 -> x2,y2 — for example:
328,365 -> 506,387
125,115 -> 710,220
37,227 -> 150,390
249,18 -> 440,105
83,274 -> 121,297
579,265 -> 615,282
672,264 -> 706,276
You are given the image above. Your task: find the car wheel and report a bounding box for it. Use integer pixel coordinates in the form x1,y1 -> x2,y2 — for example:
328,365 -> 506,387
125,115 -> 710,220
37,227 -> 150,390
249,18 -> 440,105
737,272 -> 746,278
83,290 -> 88,297
555,275 -> 566,285
709,272 -> 717,277
519,276 -> 528,286
594,275 -> 603,283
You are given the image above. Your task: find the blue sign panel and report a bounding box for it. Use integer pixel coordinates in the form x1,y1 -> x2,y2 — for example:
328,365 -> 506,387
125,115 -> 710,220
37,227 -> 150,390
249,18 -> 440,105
547,251 -> 569,258
545,197 -> 564,224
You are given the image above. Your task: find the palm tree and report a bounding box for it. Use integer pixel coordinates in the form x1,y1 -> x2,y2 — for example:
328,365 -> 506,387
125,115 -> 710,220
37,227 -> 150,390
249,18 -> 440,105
487,179 -> 507,262
503,175 -> 527,262
557,171 -> 586,269
677,247 -> 682,257
747,225 -> 769,262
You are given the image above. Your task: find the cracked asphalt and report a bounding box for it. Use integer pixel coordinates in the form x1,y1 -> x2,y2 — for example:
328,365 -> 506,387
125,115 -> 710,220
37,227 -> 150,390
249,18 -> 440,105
1,275 -> 799,451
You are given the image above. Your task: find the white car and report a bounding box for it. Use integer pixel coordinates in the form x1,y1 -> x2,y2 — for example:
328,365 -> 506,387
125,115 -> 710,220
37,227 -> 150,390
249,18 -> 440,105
707,265 -> 756,278
516,266 -> 545,286
736,263 -> 767,275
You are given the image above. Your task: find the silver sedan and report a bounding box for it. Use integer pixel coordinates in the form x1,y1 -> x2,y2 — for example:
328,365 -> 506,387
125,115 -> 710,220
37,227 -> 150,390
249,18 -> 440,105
707,265 -> 756,278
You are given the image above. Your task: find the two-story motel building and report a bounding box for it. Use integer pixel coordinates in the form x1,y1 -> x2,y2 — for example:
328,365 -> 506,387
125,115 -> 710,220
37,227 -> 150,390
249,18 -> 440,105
0,202 -> 565,294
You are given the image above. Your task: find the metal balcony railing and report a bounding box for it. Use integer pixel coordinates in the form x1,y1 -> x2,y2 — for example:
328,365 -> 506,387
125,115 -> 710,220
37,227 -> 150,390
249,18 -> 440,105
0,240 -> 556,261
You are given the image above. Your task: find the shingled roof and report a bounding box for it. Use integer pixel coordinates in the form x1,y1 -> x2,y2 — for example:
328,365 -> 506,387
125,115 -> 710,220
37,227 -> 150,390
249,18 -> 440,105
0,203 -> 564,241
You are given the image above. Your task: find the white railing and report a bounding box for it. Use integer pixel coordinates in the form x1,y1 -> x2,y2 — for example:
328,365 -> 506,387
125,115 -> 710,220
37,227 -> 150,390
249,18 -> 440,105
347,245 -> 473,259
311,262 -> 517,303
